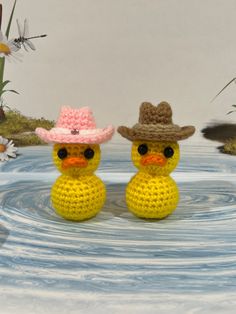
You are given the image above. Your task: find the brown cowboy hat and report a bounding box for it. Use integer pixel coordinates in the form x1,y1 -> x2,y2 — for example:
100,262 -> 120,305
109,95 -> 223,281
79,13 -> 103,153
117,101 -> 195,142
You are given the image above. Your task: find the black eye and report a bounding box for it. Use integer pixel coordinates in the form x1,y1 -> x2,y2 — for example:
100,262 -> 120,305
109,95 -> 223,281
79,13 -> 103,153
138,144 -> 148,155
84,148 -> 94,159
57,148 -> 68,159
164,146 -> 174,158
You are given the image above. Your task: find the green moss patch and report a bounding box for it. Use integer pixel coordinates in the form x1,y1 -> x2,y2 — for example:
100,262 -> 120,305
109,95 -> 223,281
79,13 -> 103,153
219,138 -> 236,155
0,110 -> 54,146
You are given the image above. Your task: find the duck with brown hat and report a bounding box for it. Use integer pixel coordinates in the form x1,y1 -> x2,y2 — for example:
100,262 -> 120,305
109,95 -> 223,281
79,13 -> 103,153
117,101 -> 195,219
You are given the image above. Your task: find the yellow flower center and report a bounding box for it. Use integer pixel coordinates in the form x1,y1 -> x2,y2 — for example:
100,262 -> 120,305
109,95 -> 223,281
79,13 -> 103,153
0,43 -> 11,55
0,144 -> 6,152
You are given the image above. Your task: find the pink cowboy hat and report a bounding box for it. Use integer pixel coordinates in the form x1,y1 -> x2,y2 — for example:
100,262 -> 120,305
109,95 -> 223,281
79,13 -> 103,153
35,106 -> 115,144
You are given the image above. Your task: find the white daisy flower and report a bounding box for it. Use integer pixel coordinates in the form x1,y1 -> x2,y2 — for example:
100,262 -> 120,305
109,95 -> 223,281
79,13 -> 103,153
0,136 -> 17,161
0,30 -> 20,61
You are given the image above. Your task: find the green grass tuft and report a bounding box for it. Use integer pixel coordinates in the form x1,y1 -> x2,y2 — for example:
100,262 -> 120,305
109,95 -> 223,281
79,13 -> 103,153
0,109 -> 54,146
220,138 -> 236,155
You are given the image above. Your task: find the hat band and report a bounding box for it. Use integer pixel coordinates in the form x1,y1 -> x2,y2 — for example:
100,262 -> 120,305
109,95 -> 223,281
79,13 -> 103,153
133,123 -> 182,133
49,127 -> 99,135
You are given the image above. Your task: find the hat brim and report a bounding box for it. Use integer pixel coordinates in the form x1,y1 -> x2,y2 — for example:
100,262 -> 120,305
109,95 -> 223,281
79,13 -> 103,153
36,125 -> 114,144
117,125 -> 195,141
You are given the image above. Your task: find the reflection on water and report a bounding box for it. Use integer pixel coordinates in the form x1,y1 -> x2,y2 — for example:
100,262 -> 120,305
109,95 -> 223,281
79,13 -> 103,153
0,223 -> 9,247
0,143 -> 236,314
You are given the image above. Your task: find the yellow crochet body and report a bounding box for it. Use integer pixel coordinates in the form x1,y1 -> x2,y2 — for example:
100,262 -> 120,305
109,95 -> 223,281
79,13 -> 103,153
51,174 -> 105,221
126,172 -> 179,219
126,140 -> 180,219
51,143 -> 106,221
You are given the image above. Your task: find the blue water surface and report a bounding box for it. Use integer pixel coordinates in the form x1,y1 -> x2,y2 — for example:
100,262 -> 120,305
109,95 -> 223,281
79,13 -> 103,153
0,142 -> 236,314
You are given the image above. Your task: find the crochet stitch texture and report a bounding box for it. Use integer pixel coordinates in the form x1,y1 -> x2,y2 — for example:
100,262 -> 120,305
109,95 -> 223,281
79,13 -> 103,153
51,174 -> 105,221
126,141 -> 180,219
51,143 -> 106,221
36,106 -> 114,144
35,105 -> 114,221
117,101 -> 195,219
126,172 -> 179,219
118,101 -> 195,142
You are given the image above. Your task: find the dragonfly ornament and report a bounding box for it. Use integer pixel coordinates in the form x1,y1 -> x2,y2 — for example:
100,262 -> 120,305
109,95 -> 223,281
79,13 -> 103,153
13,19 -> 47,51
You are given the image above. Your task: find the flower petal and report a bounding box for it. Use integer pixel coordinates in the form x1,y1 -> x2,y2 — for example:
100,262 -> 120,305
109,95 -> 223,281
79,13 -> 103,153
0,152 -> 8,161
2,138 -> 8,145
7,152 -> 16,158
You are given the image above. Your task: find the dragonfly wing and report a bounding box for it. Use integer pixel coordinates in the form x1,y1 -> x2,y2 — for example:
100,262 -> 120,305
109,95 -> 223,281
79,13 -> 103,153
10,39 -> 21,51
16,19 -> 23,37
23,18 -> 29,38
26,39 -> 36,51
22,41 -> 28,52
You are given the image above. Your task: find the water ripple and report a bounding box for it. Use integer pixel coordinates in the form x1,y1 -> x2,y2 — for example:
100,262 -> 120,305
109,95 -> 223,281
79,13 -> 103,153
0,143 -> 236,313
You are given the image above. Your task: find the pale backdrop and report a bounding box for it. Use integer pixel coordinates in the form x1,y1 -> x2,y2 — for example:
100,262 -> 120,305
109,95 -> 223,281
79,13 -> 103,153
2,0 -> 236,142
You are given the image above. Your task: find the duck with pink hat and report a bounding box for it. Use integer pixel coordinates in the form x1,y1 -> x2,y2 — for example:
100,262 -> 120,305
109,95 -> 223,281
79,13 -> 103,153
36,106 -> 114,221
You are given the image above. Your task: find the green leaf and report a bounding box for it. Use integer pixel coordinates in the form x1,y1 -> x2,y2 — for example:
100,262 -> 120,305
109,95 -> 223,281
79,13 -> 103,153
0,80 -> 11,89
9,89 -> 19,94
6,0 -> 17,39
0,89 -> 19,96
211,77 -> 236,102
0,57 -> 5,89
0,4 -> 3,30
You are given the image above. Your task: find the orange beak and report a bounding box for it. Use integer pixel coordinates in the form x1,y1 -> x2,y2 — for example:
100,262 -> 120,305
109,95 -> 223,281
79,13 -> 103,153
141,154 -> 167,167
62,157 -> 88,170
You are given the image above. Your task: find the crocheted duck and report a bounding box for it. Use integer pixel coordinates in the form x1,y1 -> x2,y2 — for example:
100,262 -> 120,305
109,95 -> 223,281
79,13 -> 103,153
36,106 -> 114,221
118,101 -> 195,219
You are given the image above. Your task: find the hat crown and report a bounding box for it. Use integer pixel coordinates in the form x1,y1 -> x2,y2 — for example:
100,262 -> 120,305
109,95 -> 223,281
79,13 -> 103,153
56,106 -> 96,130
139,101 -> 173,125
